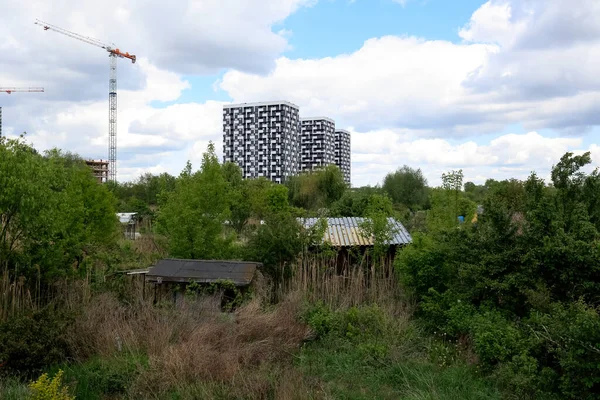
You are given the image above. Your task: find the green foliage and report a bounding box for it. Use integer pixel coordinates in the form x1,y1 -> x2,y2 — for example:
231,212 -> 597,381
330,186 -> 384,217
299,302 -> 501,400
245,212 -> 323,283
0,309 -> 72,377
359,194 -> 397,261
397,152 -> 600,399
29,369 -> 74,400
55,354 -> 147,399
426,169 -> 476,231
286,165 -> 347,211
108,171 -> 176,211
0,377 -> 30,400
0,137 -> 118,281
382,165 -> 429,211
156,142 -> 235,259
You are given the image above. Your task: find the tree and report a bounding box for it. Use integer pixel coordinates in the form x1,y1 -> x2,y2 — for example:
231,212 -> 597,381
0,136 -> 119,281
286,165 -> 347,211
222,162 -> 251,233
382,166 -> 428,211
330,186 -> 384,217
427,169 -> 475,231
156,142 -> 234,259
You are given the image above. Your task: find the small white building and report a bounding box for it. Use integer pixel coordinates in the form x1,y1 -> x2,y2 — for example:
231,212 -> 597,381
116,212 -> 139,240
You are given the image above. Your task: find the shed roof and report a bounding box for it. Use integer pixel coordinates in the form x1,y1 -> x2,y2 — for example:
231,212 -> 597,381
145,259 -> 261,287
299,217 -> 412,247
116,212 -> 137,224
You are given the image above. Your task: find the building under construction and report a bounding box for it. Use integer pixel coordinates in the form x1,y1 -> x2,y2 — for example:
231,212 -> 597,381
86,159 -> 109,183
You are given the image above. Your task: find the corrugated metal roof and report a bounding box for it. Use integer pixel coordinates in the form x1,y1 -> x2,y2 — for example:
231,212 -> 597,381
299,217 -> 412,247
145,259 -> 261,287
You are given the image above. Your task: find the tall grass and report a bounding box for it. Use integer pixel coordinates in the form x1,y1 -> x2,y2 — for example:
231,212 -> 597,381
63,291 -> 317,398
285,250 -> 410,314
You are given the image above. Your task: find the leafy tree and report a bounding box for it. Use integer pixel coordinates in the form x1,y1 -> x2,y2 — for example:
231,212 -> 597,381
0,136 -> 119,281
330,186 -> 384,217
222,162 -> 251,233
359,194 -> 396,262
156,142 -> 234,259
287,165 -> 347,211
382,165 -> 428,211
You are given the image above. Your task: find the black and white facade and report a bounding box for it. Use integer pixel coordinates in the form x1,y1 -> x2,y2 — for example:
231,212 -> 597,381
300,117 -> 336,172
334,129 -> 351,184
223,102 -> 351,184
223,101 -> 300,183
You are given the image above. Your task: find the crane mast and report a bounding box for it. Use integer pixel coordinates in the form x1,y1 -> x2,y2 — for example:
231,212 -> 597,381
0,87 -> 45,137
35,19 -> 136,182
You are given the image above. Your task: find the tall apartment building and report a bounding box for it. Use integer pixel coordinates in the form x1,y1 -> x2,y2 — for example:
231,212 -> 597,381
300,117 -> 336,172
222,101 -> 300,183
335,129 -> 351,184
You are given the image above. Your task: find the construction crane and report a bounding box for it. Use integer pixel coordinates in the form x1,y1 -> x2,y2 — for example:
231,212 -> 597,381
0,87 -> 45,137
35,19 -> 136,182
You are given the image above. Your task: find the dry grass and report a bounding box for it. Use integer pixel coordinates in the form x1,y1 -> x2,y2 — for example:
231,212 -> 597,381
284,252 -> 412,317
67,291 -> 316,398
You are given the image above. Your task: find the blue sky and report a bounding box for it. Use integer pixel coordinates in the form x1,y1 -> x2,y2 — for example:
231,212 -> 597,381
2,0 -> 599,185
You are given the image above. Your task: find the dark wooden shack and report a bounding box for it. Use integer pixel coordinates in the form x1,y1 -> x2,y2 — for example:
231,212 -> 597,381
144,259 -> 262,306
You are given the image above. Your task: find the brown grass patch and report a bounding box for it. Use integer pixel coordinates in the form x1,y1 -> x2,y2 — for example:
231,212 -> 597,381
68,291 -> 314,398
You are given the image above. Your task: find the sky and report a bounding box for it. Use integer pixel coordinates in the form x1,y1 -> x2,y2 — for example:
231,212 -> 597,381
1,0 -> 599,187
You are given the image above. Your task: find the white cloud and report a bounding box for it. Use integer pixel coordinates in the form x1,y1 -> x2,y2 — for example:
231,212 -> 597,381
218,0 -> 600,137
2,0 -> 600,187
351,130 -> 594,187
219,36 -> 495,133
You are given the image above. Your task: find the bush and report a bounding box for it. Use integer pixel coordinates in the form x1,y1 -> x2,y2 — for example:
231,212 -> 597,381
56,354 -> 147,398
0,309 -> 72,376
29,369 -> 74,400
302,303 -> 390,342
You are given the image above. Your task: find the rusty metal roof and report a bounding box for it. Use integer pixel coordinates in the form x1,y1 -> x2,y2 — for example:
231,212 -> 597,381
146,259 -> 261,286
299,217 -> 412,247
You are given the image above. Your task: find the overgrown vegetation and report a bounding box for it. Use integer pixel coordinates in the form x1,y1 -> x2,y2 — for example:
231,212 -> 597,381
397,152 -> 600,399
1,136 -> 599,399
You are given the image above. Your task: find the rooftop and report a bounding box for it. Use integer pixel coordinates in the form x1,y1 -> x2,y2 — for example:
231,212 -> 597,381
116,212 -> 137,224
223,100 -> 299,109
299,217 -> 412,247
301,116 -> 335,124
335,129 -> 351,134
145,259 -> 262,287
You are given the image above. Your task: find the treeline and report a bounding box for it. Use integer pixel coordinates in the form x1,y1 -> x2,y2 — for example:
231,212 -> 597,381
397,152 -> 600,399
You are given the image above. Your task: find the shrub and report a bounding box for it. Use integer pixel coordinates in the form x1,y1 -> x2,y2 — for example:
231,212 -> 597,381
0,309 -> 72,376
57,355 -> 147,398
29,369 -> 74,400
302,303 -> 392,343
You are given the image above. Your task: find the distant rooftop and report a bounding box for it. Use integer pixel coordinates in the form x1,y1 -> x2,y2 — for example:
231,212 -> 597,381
336,129 -> 351,134
299,217 -> 412,247
301,116 -> 335,124
223,100 -> 299,109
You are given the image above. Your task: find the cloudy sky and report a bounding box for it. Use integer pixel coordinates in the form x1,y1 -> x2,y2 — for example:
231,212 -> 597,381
1,0 -> 599,186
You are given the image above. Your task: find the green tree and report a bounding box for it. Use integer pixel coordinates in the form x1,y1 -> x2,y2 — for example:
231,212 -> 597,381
330,186 -> 384,217
156,142 -> 234,259
382,165 -> 428,211
287,165 -> 347,211
0,136 -> 118,281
